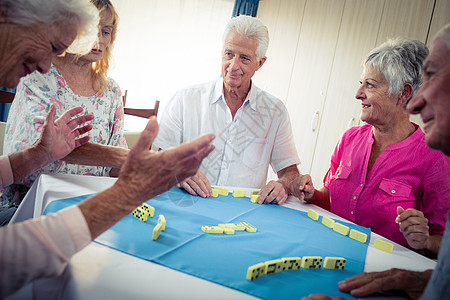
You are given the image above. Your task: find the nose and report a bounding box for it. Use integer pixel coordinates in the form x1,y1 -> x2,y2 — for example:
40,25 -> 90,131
229,56 -> 240,71
355,84 -> 365,101
407,92 -> 425,115
36,53 -> 54,74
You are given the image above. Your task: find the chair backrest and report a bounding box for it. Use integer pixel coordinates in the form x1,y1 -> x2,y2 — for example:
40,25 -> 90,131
0,90 -> 15,103
123,89 -> 159,119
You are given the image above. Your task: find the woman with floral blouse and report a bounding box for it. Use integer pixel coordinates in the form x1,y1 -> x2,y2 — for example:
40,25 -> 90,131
2,0 -> 128,209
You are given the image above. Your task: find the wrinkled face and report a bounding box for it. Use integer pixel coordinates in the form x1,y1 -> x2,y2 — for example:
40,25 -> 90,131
407,37 -> 450,155
221,31 -> 265,91
355,66 -> 401,126
0,18 -> 79,88
81,13 -> 113,62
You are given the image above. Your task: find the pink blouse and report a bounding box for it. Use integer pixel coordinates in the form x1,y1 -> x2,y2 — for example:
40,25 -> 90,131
324,124 -> 450,247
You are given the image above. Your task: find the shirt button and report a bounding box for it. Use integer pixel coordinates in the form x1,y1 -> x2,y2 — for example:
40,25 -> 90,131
351,211 -> 354,214
391,190 -> 396,194
353,196 -> 357,200
360,184 -> 363,187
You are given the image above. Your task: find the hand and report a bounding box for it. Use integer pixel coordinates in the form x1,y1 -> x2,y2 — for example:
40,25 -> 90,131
35,105 -> 94,163
116,117 -> 215,204
338,268 -> 432,299
258,180 -> 288,205
177,170 -> 212,197
396,206 -> 430,250
290,174 -> 315,201
301,294 -> 344,300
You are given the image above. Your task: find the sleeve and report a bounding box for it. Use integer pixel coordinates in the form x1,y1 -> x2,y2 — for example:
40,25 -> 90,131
420,154 -> 450,236
0,205 -> 92,298
3,72 -> 62,188
270,102 -> 301,173
153,90 -> 185,150
106,78 -> 127,149
0,155 -> 14,189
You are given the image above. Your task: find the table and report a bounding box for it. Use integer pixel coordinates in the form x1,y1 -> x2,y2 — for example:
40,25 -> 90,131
8,174 -> 437,300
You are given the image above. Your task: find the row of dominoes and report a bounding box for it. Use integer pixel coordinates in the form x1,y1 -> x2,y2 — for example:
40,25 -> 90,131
132,203 -> 155,222
247,256 -> 346,281
201,222 -> 257,234
307,209 -> 394,253
308,208 -> 368,243
211,187 -> 261,203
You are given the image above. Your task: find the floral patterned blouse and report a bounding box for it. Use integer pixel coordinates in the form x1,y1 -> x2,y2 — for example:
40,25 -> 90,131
1,65 -> 127,206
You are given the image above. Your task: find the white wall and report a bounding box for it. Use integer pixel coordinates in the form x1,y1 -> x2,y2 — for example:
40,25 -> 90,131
109,0 -> 234,131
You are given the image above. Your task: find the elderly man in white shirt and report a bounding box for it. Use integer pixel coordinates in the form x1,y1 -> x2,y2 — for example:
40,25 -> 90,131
154,15 -> 300,205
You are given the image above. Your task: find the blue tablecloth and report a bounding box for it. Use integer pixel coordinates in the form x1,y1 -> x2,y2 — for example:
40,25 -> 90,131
45,187 -> 370,299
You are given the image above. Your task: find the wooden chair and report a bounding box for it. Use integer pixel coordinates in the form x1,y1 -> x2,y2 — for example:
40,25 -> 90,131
0,90 -> 15,103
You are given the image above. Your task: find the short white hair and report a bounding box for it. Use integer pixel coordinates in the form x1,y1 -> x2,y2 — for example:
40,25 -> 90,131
0,0 -> 99,55
223,15 -> 269,61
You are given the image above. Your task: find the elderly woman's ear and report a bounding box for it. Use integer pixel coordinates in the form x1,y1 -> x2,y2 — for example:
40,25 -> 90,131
399,83 -> 414,105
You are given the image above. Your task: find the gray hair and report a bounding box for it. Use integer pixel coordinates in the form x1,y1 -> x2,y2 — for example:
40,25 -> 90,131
434,23 -> 450,49
364,38 -> 429,100
223,15 -> 269,61
0,0 -> 99,55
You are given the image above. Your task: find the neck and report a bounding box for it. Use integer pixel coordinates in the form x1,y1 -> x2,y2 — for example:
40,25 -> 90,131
372,114 -> 416,146
223,82 -> 251,118
53,55 -> 93,77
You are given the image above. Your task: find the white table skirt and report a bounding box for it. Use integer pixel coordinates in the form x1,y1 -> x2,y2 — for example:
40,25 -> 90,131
8,174 -> 437,300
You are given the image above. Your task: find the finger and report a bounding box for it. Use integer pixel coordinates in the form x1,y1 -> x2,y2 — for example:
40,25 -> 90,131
67,114 -> 94,130
165,133 -> 215,165
180,180 -> 199,196
74,136 -> 91,148
132,117 -> 159,153
196,171 -> 212,197
397,208 -> 424,223
72,124 -> 93,137
258,184 -> 273,204
45,105 -> 57,126
277,193 -> 288,205
190,175 -> 209,198
57,106 -> 84,124
297,175 -> 311,190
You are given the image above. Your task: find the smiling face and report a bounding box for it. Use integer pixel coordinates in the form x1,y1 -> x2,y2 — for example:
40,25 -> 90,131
0,18 -> 79,88
407,37 -> 450,155
221,31 -> 266,92
355,66 -> 404,126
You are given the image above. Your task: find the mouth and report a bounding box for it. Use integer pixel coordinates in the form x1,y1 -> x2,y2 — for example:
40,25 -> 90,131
361,103 -> 371,109
91,49 -> 102,54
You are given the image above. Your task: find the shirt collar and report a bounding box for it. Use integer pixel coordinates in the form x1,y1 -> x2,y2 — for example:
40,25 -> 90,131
212,78 -> 258,111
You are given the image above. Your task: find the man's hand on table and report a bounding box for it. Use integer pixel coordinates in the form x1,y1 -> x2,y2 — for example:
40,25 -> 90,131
337,268 -> 432,299
301,294 -> 344,300
177,170 -> 212,198
258,180 -> 289,204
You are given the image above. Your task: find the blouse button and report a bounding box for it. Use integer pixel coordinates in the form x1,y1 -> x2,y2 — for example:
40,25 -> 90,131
391,190 -> 396,194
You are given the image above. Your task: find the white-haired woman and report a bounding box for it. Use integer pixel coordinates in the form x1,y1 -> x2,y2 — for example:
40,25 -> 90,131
291,38 -> 450,257
2,0 -> 129,209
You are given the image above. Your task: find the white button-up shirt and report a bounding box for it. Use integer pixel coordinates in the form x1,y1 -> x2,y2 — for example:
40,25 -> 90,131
154,79 -> 300,189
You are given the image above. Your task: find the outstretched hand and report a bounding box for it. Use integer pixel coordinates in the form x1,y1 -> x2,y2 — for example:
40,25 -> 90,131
36,105 -> 94,163
116,117 -> 215,204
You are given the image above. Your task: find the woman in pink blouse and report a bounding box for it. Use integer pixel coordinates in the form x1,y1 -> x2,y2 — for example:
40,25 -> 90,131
291,38 -> 450,257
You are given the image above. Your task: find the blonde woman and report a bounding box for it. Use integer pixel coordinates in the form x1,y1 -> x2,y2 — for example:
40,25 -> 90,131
3,0 -> 129,207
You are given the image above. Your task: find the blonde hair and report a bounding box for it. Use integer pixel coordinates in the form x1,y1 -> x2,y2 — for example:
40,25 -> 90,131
91,0 -> 119,93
